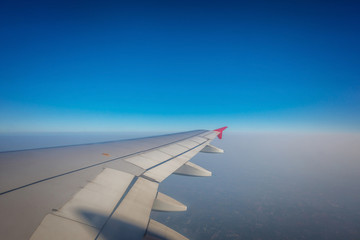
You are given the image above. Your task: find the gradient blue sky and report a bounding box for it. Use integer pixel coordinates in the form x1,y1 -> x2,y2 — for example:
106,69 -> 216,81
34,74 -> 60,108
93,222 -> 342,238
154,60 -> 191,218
0,0 -> 359,132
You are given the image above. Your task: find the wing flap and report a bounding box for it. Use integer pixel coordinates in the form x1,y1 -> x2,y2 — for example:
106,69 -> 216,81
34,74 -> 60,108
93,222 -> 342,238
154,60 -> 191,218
98,177 -> 158,240
139,150 -> 172,166
202,131 -> 219,139
176,139 -> 198,149
30,214 -> 98,240
122,135 -> 209,173
124,155 -> 158,170
189,136 -> 207,144
143,155 -> 190,182
53,168 -> 134,228
31,168 -> 134,239
158,144 -> 189,156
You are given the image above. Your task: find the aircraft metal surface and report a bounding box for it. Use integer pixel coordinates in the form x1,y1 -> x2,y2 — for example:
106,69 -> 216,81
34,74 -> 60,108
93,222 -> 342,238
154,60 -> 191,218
0,127 -> 227,240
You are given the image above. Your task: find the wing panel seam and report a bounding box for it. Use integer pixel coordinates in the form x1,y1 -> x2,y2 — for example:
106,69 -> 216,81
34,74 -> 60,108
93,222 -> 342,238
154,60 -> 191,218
0,131 -> 207,196
94,176 -> 138,239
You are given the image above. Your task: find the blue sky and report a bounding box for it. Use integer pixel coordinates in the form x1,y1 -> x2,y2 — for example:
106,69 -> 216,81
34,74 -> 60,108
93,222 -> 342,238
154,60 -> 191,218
0,0 -> 359,132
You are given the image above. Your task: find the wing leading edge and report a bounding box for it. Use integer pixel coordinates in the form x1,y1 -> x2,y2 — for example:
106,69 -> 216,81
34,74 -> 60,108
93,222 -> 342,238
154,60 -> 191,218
0,127 -> 227,240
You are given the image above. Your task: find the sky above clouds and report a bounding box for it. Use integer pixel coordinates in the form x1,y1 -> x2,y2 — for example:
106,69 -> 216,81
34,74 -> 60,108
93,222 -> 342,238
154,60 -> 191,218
0,0 -> 359,132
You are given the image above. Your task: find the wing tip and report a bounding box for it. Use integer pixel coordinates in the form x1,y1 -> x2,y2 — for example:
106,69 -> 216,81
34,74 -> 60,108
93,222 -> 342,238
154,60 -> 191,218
213,126 -> 228,139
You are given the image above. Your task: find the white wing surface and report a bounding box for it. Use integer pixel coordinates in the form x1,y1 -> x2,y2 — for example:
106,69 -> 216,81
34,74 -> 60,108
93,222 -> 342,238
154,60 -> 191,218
0,127 -> 227,240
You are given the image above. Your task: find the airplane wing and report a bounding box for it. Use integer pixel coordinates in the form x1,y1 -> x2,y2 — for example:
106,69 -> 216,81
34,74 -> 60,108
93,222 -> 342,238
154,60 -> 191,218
0,127 -> 227,240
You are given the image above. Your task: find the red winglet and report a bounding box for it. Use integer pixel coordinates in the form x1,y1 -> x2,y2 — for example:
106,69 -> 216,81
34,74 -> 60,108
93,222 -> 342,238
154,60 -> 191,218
214,126 -> 228,139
